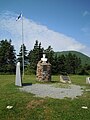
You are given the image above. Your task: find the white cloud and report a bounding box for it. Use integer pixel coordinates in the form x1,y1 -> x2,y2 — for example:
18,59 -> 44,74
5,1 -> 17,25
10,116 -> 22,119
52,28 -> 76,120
83,10 -> 90,17
81,27 -> 90,37
0,11 -> 89,56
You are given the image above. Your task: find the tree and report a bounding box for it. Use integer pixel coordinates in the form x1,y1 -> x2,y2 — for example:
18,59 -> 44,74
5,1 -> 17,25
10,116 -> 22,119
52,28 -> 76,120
65,53 -> 81,74
28,40 -> 43,74
51,52 -> 82,75
57,54 -> 66,74
0,39 -> 16,73
52,54 -> 58,74
72,54 -> 81,74
17,44 -> 28,72
45,46 -> 54,64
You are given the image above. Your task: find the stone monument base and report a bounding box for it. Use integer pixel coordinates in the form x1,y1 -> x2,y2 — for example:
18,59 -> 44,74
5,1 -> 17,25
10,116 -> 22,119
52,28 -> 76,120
36,60 -> 51,82
36,54 -> 51,82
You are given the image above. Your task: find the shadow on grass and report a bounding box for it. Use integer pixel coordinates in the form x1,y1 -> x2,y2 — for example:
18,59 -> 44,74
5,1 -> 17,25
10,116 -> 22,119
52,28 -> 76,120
50,81 -> 59,83
22,80 -> 59,86
22,83 -> 32,86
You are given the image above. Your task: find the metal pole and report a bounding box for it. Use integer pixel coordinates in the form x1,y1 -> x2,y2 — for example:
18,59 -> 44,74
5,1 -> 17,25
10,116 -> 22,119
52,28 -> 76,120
22,14 -> 24,77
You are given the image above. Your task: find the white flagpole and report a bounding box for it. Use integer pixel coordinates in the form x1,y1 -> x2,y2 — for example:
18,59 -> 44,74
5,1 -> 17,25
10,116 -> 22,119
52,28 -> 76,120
21,14 -> 24,77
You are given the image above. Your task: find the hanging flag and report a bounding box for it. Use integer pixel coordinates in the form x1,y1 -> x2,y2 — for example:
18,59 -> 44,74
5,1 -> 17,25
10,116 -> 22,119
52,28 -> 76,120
16,13 -> 22,21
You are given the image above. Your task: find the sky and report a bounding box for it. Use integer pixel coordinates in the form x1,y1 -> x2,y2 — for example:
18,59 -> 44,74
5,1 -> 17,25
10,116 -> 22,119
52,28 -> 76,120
0,0 -> 90,56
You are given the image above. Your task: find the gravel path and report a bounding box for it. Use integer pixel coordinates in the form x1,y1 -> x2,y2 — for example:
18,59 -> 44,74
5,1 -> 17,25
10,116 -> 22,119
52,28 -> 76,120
20,84 -> 84,99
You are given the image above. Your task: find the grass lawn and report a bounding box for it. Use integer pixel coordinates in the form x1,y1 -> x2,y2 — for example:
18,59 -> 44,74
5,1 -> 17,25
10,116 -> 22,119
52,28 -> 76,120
0,75 -> 90,120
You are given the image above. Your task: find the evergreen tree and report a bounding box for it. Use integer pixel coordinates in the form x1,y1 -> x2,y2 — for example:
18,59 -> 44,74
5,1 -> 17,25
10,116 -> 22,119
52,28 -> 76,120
45,46 -> 54,64
65,53 -> 81,74
65,53 -> 73,74
51,52 -> 81,75
72,54 -> 81,74
28,40 -> 43,74
52,54 -> 58,74
57,54 -> 66,74
17,44 -> 28,71
0,39 -> 16,73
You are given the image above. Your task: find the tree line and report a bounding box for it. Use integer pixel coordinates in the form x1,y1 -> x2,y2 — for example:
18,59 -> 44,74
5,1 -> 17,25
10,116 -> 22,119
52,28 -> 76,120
0,39 -> 90,75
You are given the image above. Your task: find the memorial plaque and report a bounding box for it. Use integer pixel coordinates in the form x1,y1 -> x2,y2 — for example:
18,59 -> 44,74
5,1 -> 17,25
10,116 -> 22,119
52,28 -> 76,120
60,75 -> 71,83
43,65 -> 47,71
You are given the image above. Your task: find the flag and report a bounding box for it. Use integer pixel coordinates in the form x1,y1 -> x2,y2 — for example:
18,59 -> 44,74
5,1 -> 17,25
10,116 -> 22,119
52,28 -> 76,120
16,13 -> 22,21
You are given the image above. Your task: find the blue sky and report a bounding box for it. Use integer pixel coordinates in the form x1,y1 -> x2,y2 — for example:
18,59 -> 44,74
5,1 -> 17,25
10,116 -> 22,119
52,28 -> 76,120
0,0 -> 90,56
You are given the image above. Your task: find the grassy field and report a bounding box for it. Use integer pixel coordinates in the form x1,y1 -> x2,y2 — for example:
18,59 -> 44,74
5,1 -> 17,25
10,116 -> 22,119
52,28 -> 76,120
0,75 -> 90,120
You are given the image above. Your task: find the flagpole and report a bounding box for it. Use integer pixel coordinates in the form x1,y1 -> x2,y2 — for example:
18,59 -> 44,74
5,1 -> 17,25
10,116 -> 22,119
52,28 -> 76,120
22,14 -> 24,77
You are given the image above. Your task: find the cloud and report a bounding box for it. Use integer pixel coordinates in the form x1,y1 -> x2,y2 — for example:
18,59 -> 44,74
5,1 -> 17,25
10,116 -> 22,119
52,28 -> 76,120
81,25 -> 90,38
0,11 -> 88,56
83,10 -> 90,17
81,27 -> 89,33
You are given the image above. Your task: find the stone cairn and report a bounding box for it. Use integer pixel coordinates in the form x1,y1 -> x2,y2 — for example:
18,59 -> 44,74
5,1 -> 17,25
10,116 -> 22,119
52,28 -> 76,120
36,54 -> 51,82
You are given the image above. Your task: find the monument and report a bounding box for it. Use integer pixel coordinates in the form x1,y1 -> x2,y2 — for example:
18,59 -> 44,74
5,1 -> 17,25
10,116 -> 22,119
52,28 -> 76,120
60,75 -> 71,83
15,62 -> 22,86
36,54 -> 51,82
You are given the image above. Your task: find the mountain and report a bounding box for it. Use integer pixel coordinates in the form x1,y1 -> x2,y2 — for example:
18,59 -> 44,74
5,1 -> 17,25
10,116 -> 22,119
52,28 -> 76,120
55,51 -> 90,66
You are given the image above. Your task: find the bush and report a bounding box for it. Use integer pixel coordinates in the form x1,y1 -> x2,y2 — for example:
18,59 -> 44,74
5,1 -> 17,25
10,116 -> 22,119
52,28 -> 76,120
78,69 -> 89,75
24,65 -> 36,75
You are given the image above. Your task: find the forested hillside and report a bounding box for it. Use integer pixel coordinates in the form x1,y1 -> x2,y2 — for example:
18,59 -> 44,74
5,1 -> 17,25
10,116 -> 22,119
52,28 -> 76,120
55,51 -> 90,66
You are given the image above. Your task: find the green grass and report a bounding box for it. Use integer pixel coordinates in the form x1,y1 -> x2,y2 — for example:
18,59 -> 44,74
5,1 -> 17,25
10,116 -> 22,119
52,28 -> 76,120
0,75 -> 90,120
